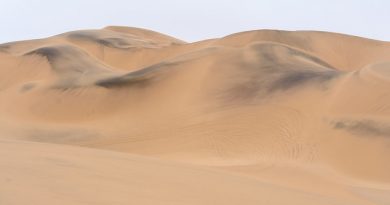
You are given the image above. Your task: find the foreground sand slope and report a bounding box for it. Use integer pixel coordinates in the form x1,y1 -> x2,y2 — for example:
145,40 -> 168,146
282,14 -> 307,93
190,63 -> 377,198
1,27 -> 390,204
1,139 -> 388,205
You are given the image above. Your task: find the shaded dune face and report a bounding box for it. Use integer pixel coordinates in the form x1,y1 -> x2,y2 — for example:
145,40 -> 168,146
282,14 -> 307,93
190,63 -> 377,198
215,43 -> 340,102
64,30 -> 161,49
61,28 -> 186,49
214,30 -> 390,71
95,62 -> 174,88
1,27 -> 390,205
0,44 -> 10,53
23,45 -> 116,88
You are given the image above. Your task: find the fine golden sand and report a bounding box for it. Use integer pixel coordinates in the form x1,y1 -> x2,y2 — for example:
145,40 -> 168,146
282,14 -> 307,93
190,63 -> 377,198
1,26 -> 390,204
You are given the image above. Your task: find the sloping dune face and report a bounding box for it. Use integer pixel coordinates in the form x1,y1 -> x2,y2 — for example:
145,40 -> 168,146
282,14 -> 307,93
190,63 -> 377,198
1,27 -> 390,204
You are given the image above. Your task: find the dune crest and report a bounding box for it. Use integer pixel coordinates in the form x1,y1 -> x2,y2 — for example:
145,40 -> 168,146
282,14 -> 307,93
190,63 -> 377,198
1,26 -> 390,204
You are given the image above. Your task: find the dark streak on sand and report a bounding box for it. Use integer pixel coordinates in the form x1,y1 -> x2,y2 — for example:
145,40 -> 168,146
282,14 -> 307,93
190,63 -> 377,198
27,128 -> 99,144
287,48 -> 336,69
268,70 -> 338,92
68,32 -> 133,49
333,120 -> 390,137
0,44 -> 10,52
25,47 -> 62,64
96,62 -> 176,89
20,82 -> 36,93
221,43 -> 340,102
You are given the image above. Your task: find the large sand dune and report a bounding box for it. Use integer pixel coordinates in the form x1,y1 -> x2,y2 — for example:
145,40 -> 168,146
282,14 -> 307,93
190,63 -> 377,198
1,26 -> 390,204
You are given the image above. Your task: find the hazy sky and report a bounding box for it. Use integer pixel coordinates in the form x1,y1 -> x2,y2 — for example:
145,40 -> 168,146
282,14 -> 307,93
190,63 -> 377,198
0,0 -> 389,43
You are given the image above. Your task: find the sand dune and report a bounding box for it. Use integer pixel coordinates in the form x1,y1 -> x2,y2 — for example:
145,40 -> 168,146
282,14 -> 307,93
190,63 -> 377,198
3,139 -> 381,205
1,27 -> 390,204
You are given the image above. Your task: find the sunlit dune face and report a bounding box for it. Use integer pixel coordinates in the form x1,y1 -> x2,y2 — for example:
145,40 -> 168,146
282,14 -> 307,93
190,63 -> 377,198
1,27 -> 390,205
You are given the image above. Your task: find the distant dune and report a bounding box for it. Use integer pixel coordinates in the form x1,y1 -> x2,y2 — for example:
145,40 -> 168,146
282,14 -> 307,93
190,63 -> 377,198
1,26 -> 390,204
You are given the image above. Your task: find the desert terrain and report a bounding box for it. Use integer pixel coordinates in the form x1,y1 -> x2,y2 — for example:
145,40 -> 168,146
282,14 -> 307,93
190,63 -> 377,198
1,26 -> 390,204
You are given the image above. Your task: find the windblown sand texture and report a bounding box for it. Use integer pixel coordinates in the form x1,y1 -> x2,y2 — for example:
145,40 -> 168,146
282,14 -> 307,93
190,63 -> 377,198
1,26 -> 390,204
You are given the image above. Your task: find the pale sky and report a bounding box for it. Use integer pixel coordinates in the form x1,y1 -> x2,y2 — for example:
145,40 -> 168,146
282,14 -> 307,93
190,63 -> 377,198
0,0 -> 389,43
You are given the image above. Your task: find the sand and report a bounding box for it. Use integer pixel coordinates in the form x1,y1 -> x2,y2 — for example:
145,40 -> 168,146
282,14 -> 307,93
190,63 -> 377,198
0,26 -> 390,204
